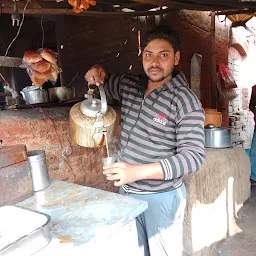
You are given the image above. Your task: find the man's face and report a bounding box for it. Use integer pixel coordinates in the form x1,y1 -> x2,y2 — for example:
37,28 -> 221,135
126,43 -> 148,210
142,39 -> 180,83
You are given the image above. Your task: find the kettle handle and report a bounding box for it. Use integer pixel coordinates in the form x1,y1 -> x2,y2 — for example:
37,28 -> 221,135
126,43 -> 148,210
98,85 -> 107,115
20,91 -> 25,98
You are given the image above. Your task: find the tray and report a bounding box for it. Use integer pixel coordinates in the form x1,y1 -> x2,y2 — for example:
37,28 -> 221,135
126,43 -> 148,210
0,206 -> 51,255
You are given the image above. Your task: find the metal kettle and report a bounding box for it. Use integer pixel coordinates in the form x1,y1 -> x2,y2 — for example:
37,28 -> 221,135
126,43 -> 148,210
20,85 -> 49,104
70,86 -> 117,148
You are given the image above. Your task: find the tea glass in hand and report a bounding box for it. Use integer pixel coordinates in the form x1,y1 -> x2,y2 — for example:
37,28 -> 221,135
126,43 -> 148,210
102,156 -> 116,177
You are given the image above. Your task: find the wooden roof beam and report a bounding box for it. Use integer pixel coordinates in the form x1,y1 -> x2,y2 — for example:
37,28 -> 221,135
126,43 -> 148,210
216,9 -> 256,16
132,0 -> 246,11
0,5 -> 174,16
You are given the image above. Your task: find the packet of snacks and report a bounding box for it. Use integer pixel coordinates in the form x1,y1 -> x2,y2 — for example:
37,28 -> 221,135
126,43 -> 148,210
21,48 -> 60,87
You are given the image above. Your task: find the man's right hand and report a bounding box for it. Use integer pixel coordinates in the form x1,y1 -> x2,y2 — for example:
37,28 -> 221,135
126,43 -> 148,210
85,64 -> 106,86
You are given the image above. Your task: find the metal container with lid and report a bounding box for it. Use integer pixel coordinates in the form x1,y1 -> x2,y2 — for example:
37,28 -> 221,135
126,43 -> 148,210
204,124 -> 231,148
27,150 -> 50,192
70,85 -> 116,148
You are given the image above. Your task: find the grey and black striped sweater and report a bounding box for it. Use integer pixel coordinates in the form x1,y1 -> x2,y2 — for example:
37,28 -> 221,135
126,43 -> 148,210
104,72 -> 205,193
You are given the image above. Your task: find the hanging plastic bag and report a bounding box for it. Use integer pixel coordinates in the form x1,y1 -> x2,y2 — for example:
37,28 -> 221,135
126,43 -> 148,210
218,62 -> 237,89
20,48 -> 61,87
217,72 -> 238,102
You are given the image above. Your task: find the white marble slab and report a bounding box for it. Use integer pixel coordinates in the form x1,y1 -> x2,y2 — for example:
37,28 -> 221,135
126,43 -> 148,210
17,180 -> 147,255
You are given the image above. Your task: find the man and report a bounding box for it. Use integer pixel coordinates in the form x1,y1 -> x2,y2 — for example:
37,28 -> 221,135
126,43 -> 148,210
249,85 -> 256,184
85,25 -> 205,256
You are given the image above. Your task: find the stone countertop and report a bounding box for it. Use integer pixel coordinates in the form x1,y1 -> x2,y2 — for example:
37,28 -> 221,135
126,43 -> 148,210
16,179 -> 147,254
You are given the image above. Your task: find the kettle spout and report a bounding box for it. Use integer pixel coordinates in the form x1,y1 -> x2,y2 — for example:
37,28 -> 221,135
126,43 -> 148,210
93,132 -> 105,147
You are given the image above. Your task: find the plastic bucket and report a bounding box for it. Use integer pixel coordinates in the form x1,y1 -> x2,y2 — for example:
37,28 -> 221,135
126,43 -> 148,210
27,150 -> 50,192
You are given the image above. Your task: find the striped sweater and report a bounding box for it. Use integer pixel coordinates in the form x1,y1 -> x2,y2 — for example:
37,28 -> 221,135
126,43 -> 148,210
104,72 -> 205,193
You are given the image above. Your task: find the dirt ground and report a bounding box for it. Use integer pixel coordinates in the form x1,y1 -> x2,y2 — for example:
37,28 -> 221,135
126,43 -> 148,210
214,186 -> 256,256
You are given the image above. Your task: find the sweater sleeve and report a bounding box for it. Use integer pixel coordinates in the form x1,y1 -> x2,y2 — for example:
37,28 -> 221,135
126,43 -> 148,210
104,73 -> 144,102
160,98 -> 205,180
103,73 -> 125,102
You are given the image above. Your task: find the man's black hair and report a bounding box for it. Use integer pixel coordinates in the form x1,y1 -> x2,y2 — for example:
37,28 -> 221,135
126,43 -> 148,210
142,25 -> 181,53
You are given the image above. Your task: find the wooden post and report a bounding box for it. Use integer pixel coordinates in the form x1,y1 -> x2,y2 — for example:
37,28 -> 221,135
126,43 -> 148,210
211,11 -> 217,109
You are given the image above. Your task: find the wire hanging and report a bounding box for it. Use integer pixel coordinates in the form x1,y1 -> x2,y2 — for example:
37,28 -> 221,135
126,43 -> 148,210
40,15 -> 45,49
0,0 -> 30,68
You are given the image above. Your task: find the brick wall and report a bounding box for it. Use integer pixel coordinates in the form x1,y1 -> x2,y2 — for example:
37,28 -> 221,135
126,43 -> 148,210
227,27 -> 255,149
215,18 -> 230,66
56,10 -> 215,108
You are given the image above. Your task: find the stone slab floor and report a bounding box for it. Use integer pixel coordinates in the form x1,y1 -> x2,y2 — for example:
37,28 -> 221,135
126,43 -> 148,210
215,186 -> 256,256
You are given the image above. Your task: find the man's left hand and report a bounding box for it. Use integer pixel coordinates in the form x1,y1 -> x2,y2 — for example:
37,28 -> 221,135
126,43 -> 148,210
103,162 -> 138,187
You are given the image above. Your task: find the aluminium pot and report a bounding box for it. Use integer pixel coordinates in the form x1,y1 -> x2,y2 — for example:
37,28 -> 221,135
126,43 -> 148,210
49,87 -> 76,102
20,86 -> 49,104
204,124 -> 231,148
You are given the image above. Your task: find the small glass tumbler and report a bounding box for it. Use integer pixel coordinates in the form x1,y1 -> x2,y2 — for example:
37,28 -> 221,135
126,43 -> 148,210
102,156 -> 116,177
